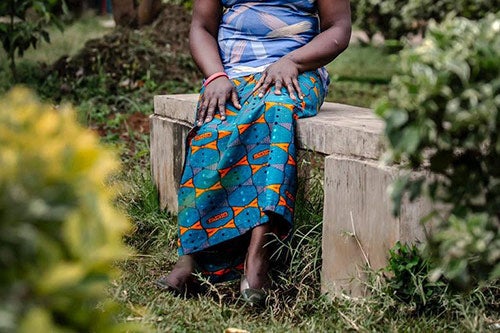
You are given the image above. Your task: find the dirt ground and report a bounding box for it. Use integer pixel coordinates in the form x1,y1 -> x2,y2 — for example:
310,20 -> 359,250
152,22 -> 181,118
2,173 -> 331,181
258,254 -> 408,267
52,4 -> 200,96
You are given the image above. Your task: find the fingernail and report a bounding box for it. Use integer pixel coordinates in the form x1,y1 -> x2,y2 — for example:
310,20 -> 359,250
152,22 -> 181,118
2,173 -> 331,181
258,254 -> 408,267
258,93 -> 263,98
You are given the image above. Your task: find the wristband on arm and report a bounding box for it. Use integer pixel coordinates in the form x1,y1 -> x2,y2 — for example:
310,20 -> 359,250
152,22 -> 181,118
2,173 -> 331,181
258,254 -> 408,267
203,72 -> 229,87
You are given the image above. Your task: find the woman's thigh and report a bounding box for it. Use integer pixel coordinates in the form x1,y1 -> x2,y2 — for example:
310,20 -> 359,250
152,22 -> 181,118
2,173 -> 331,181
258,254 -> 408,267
239,70 -> 325,119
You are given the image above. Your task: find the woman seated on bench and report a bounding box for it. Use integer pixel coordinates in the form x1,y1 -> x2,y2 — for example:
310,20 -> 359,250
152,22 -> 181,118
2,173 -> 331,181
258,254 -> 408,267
157,0 -> 352,306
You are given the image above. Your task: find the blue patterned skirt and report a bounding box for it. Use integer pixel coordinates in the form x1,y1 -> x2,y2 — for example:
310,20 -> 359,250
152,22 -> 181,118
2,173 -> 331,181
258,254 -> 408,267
177,70 -> 325,282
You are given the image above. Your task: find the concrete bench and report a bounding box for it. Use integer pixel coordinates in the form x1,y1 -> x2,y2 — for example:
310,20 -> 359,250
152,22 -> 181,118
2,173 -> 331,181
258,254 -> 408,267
150,94 -> 430,296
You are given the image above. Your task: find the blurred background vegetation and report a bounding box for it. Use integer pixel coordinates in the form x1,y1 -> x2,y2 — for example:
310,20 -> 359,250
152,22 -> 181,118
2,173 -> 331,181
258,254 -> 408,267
0,0 -> 498,331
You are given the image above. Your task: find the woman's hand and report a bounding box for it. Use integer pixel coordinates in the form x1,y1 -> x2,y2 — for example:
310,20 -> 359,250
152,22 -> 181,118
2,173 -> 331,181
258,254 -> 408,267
253,57 -> 304,101
197,77 -> 241,126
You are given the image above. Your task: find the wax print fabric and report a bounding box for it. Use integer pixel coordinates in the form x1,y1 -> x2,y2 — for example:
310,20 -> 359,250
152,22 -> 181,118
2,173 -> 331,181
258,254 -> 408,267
177,71 -> 325,281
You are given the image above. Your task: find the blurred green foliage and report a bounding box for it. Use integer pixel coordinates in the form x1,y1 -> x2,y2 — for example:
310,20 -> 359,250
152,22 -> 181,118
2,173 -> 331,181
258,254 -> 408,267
376,13 -> 500,289
0,88 -> 136,332
351,0 -> 494,40
0,0 -> 66,79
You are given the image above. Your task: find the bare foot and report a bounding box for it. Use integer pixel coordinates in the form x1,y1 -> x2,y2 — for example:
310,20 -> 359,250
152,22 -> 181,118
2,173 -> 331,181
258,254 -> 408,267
244,224 -> 272,289
156,255 -> 196,292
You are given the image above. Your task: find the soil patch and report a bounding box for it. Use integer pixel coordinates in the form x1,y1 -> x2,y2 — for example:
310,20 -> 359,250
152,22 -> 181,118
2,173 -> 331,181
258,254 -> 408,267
51,4 -> 200,99
45,4 -> 201,158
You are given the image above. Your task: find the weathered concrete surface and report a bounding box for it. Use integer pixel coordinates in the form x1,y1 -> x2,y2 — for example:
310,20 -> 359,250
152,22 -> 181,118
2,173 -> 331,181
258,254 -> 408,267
297,103 -> 384,159
151,93 -> 430,297
154,94 -> 198,122
153,94 -> 385,157
149,115 -> 190,212
321,156 -> 431,296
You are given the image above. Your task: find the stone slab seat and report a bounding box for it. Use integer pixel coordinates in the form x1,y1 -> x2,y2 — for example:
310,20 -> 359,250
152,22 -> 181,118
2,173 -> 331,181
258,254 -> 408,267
150,93 -> 430,297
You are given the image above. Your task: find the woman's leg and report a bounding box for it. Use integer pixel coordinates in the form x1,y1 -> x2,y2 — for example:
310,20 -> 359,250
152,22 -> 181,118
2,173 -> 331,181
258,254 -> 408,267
157,254 -> 196,291
244,223 -> 273,289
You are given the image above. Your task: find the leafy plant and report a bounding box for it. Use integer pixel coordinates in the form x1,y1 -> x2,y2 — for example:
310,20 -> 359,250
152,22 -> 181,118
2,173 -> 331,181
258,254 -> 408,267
0,87 -> 136,332
384,242 -> 448,313
351,0 -> 494,40
0,0 -> 65,79
376,13 -> 500,288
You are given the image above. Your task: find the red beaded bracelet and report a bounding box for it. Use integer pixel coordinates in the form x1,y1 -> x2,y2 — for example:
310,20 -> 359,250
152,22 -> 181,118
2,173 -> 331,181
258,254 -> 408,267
203,72 -> 229,87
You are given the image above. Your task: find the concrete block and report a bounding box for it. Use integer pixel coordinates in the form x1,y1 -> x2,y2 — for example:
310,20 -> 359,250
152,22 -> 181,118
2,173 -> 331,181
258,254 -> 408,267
149,115 -> 191,211
153,94 -> 385,158
151,94 -> 432,298
321,156 -> 431,296
296,103 -> 384,159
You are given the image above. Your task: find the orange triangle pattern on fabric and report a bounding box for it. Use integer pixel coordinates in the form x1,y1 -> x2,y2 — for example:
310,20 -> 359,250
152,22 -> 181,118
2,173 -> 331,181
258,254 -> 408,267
203,140 -> 218,151
278,196 -> 294,213
313,86 -> 319,96
272,143 -> 289,153
181,178 -> 194,188
218,130 -> 232,140
219,166 -> 232,178
209,181 -> 223,191
179,220 -> 203,236
206,219 -> 236,238
224,220 -> 236,229
248,197 -> 259,207
195,181 -> 223,198
255,112 -> 266,124
191,145 -> 202,154
265,101 -> 278,111
287,154 -> 296,166
235,155 -> 249,166
180,226 -> 188,236
251,163 -> 264,174
268,184 -> 281,194
237,122 -> 252,135
232,206 -> 246,217
191,220 -> 203,229
206,228 -> 218,238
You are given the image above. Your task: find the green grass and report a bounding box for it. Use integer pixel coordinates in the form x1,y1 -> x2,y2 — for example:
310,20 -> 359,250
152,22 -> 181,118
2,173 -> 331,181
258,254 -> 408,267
327,45 -> 398,81
116,163 -> 499,332
325,45 -> 399,108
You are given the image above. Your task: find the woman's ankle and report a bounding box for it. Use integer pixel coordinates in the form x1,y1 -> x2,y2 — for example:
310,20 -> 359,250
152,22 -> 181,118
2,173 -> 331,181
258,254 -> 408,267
166,255 -> 196,286
245,225 -> 272,289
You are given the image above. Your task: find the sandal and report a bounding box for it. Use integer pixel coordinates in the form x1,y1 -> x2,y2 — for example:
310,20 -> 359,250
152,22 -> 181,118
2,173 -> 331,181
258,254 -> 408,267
239,251 -> 269,307
240,274 -> 267,307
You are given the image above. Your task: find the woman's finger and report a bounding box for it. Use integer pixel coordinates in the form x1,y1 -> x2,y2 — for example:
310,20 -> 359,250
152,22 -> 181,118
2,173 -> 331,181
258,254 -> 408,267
231,89 -> 241,109
218,97 -> 227,120
197,98 -> 208,126
274,79 -> 283,95
284,79 -> 297,100
252,72 -> 266,94
258,77 -> 273,97
205,99 -> 217,123
292,77 -> 304,100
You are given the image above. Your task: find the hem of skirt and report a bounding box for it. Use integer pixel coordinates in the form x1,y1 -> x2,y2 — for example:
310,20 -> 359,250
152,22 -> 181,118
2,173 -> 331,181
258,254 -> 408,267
178,206 -> 293,256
